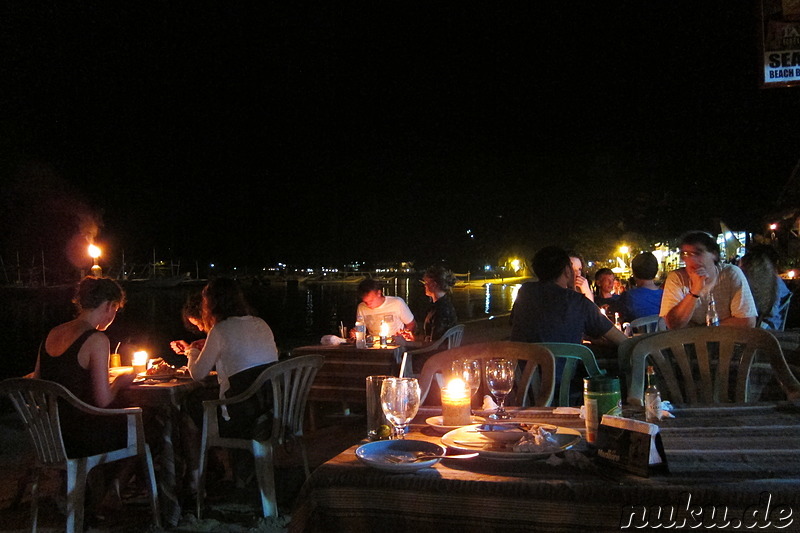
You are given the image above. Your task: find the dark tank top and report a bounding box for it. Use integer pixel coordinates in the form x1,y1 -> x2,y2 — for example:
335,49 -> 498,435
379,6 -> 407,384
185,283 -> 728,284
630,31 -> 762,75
39,329 -> 126,457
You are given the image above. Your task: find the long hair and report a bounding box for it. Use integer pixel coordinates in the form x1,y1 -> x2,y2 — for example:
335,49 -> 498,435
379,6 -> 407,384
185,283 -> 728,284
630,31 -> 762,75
739,245 -> 780,323
201,278 -> 253,329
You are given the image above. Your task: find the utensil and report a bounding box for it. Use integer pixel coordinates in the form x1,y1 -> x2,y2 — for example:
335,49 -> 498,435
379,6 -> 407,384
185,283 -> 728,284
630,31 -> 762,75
484,358 -> 515,420
386,452 -> 478,463
380,377 -> 421,439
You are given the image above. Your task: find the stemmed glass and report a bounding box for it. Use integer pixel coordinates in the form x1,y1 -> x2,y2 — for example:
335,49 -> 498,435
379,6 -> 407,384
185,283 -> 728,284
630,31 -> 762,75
380,377 -> 421,439
451,358 -> 481,409
484,358 -> 515,420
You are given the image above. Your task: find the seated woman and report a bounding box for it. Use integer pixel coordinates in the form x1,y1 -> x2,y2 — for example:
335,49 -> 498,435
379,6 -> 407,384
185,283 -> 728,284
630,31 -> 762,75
183,277 -> 279,439
739,244 -> 792,330
421,264 -> 459,343
35,275 -> 135,457
167,291 -> 205,367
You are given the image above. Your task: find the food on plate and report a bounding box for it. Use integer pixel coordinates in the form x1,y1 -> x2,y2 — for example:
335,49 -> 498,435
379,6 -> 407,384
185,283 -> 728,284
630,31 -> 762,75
511,424 -> 562,453
145,359 -> 174,376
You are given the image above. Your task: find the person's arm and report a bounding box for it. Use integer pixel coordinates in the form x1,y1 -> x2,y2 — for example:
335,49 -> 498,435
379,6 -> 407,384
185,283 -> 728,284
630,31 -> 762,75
602,325 -> 628,345
187,327 -> 219,380
661,270 -> 703,330
575,275 -> 595,302
720,316 -> 756,327
86,332 -> 133,407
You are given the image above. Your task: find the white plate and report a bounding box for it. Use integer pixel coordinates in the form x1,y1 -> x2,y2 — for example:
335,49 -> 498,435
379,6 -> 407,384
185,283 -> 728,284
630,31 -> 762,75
355,439 -> 446,472
441,423 -> 581,460
425,415 -> 486,434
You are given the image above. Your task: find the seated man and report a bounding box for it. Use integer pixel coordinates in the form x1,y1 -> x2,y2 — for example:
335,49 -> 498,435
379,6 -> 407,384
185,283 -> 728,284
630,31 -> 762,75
593,267 -> 623,319
660,230 -> 756,329
618,251 -> 663,323
356,278 -> 416,341
510,246 -> 627,346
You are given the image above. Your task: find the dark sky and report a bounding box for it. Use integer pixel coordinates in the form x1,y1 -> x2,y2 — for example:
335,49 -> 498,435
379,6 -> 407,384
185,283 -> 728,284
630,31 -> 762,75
3,2 -> 800,276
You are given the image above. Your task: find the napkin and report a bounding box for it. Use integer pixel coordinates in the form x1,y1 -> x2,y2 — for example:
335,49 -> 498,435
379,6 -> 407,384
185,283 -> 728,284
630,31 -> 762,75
482,395 -> 498,410
321,335 -> 347,345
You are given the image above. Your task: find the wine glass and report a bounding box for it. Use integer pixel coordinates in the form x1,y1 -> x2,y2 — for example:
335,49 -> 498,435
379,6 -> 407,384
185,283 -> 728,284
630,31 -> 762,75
380,377 -> 421,439
451,358 -> 481,400
484,358 -> 515,420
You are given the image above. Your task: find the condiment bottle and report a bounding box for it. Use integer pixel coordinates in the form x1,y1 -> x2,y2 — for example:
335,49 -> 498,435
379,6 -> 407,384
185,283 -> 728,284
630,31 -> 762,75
644,365 -> 662,422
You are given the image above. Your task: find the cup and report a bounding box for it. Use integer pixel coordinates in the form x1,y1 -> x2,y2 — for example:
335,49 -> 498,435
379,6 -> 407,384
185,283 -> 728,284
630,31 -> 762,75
109,353 -> 121,368
366,375 -> 393,440
583,375 -> 622,444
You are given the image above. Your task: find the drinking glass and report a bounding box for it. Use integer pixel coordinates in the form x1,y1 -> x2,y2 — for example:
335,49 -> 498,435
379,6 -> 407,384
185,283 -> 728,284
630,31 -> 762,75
451,358 -> 481,397
380,377 -> 421,439
484,358 -> 515,420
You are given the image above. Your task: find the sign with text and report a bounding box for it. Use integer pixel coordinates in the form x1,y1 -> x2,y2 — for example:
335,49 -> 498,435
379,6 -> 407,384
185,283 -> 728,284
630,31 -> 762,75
594,415 -> 668,477
761,0 -> 800,87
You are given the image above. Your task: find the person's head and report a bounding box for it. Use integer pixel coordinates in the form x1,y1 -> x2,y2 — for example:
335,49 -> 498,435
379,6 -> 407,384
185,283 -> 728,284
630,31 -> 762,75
422,264 -> 457,298
73,276 -> 126,330
532,246 -> 572,284
182,292 -> 205,333
739,244 -> 781,319
631,252 -> 659,281
357,278 -> 386,308
565,250 -> 585,278
594,268 -> 616,295
201,278 -> 252,329
679,231 -> 720,271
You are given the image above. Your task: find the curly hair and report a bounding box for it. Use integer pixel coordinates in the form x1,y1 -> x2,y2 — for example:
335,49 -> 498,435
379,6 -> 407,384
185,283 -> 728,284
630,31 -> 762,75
72,276 -> 126,313
423,264 -> 457,292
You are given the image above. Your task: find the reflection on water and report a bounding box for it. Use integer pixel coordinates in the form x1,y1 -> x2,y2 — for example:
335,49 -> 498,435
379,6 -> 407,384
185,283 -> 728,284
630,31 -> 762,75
0,279 -> 523,380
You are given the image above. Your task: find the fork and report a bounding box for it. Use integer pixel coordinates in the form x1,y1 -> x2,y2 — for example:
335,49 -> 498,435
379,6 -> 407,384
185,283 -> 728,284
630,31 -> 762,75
386,452 -> 478,463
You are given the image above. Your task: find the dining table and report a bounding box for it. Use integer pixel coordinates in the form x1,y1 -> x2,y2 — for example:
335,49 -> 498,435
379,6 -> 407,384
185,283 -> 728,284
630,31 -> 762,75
114,367 -> 218,527
290,401 -> 800,533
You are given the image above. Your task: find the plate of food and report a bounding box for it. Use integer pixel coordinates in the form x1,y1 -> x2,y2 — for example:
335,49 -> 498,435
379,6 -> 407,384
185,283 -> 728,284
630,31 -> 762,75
441,423 -> 581,460
137,360 -> 190,380
355,439 -> 446,473
425,415 -> 486,434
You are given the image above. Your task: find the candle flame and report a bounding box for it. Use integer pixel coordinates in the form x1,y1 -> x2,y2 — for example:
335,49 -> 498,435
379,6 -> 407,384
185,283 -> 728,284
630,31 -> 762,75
446,378 -> 467,394
88,244 -> 101,259
379,320 -> 390,337
132,350 -> 149,365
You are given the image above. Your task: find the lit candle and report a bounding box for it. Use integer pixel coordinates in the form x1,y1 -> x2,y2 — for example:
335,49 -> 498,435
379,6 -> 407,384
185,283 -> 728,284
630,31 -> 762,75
441,378 -> 471,426
132,350 -> 149,375
379,320 -> 389,348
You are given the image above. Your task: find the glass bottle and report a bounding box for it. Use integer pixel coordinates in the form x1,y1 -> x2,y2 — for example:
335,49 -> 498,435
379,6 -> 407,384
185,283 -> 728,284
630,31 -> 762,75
354,314 -> 367,349
644,365 -> 662,422
706,293 -> 719,326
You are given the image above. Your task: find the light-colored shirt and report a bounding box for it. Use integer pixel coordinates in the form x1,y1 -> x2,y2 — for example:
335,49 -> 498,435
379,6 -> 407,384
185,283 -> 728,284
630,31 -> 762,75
357,296 -> 415,336
187,315 -> 279,401
659,263 -> 757,327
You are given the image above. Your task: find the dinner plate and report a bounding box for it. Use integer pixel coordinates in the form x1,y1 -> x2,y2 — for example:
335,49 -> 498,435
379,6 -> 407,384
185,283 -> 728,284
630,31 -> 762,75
425,415 -> 486,434
355,439 -> 446,472
441,423 -> 581,460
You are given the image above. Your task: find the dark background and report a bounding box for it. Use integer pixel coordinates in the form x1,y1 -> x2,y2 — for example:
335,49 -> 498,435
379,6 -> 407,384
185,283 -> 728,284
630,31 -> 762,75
2,1 -> 799,281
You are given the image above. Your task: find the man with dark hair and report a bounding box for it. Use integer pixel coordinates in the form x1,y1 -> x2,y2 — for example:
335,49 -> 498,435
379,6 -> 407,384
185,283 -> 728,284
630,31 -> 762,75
510,246 -> 627,345
660,230 -> 756,329
356,278 -> 416,339
618,252 -> 664,322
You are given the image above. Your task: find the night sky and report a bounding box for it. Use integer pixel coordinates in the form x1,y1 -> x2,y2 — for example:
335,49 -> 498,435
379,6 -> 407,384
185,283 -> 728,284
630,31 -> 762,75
3,2 -> 800,280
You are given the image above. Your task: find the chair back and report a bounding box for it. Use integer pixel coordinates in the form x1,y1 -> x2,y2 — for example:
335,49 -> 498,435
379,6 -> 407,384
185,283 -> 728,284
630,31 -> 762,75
441,324 -> 466,349
629,314 -> 664,335
0,378 -> 71,465
627,326 -> 800,406
533,342 -> 604,406
417,341 -> 555,407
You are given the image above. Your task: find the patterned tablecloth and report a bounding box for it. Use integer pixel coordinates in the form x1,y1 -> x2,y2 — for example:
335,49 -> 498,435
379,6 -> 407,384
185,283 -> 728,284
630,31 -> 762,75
291,403 -> 800,533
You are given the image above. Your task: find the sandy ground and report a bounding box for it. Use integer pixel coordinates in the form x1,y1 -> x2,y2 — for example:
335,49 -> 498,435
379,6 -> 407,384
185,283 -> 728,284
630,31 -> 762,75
0,316 -> 512,532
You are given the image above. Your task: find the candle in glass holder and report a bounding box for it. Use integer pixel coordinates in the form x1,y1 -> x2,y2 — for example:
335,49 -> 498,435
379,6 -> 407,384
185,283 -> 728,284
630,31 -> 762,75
441,378 -> 471,426
132,350 -> 149,375
379,320 -> 389,348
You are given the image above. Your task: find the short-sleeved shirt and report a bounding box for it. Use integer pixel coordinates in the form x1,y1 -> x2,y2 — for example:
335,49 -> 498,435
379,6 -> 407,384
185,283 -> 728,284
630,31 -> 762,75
357,296 -> 415,336
618,287 -> 664,322
659,263 -> 757,327
510,281 -> 616,344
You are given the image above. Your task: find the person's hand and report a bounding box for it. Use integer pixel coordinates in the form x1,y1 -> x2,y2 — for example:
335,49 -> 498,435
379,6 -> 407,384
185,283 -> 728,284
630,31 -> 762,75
398,329 -> 415,342
687,266 -> 713,295
188,339 -> 206,352
170,340 -> 190,354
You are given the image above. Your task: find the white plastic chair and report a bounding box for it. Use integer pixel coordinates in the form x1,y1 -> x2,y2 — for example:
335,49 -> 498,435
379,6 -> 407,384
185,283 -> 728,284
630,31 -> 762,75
403,324 -> 465,376
196,354 -> 324,518
629,314 -> 665,335
0,378 -> 160,533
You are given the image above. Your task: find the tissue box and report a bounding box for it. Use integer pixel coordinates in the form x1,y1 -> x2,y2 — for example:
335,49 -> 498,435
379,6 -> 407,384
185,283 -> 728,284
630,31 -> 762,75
594,415 -> 668,477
